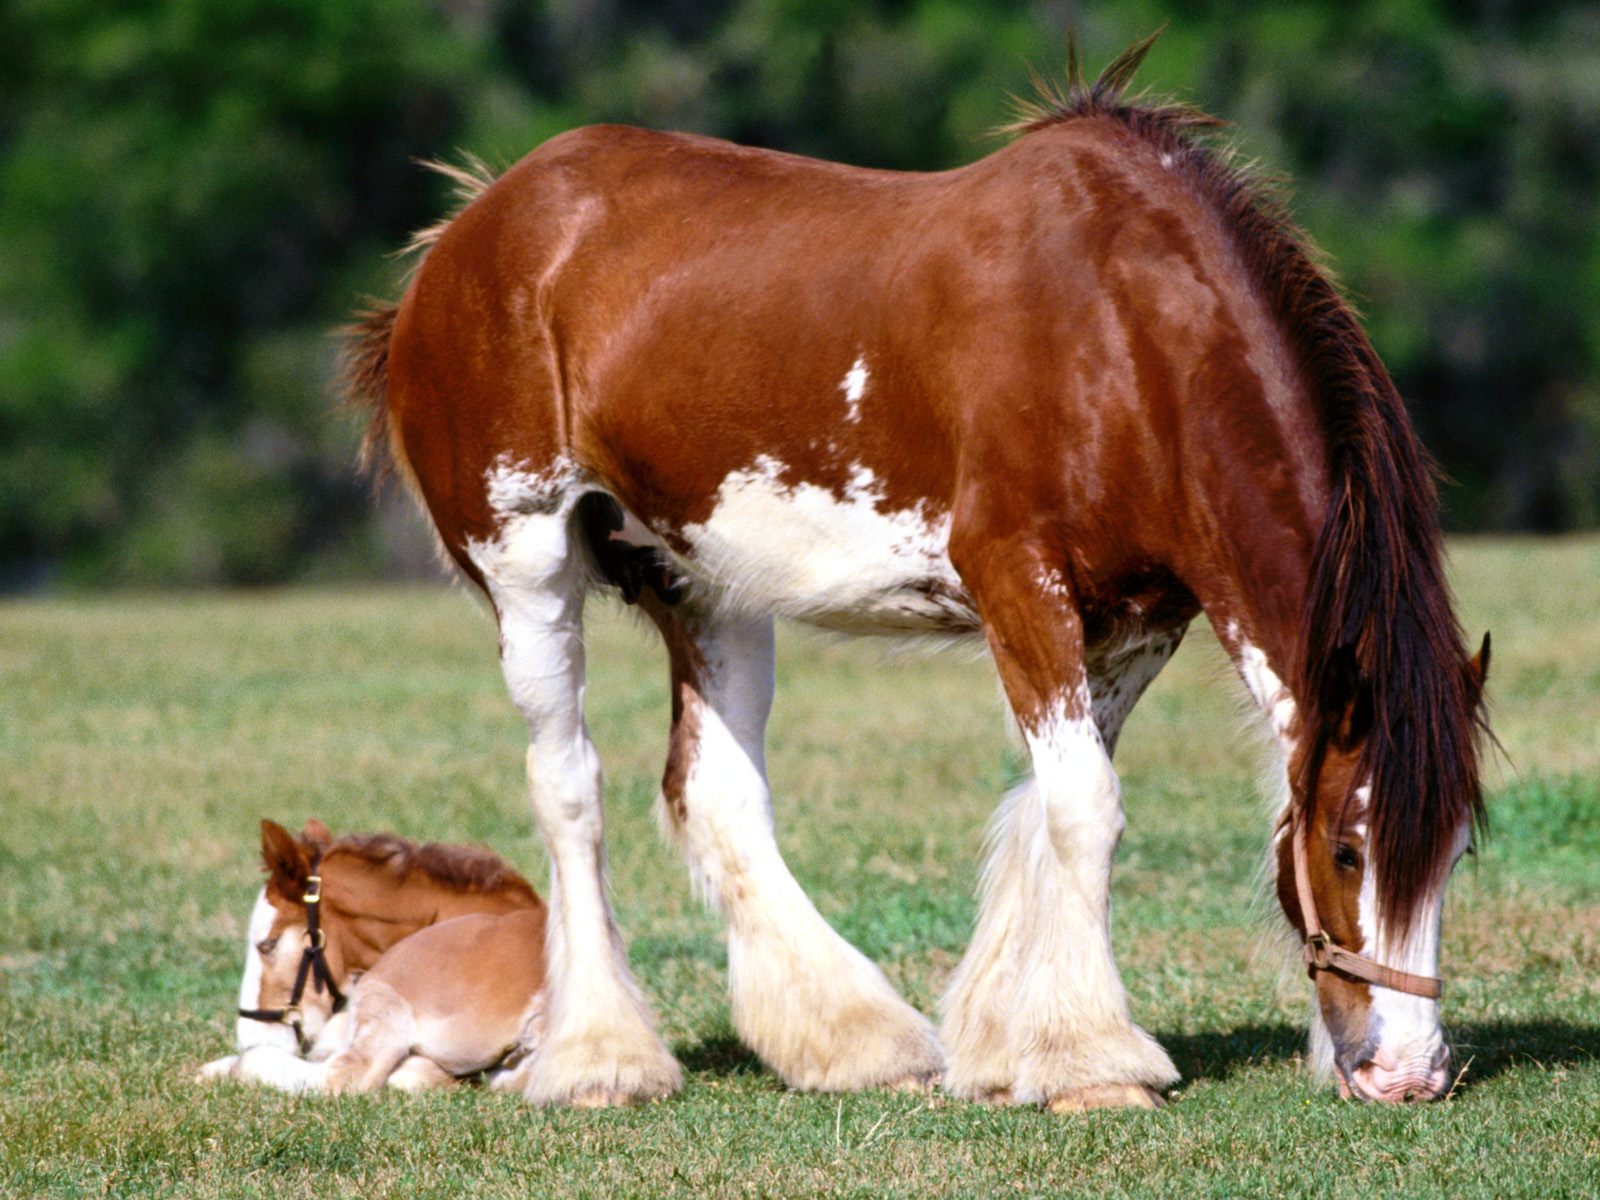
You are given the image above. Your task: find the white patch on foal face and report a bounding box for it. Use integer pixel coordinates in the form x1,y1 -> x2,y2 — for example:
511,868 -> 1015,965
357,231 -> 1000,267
682,456 -> 976,632
236,888 -> 296,1053
839,356 -> 869,423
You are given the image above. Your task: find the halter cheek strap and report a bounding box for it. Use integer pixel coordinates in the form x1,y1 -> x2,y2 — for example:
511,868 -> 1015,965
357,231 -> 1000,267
1291,813 -> 1442,1000
238,868 -> 347,1045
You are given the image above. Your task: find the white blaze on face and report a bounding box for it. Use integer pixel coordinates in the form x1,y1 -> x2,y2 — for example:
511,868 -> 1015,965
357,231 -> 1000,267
235,888 -> 296,1053
681,456 -> 975,632
839,356 -> 869,423
1353,794 -> 1460,1082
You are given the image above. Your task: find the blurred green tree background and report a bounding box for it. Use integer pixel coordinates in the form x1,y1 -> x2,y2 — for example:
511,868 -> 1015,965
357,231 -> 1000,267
3,0 -> 1596,587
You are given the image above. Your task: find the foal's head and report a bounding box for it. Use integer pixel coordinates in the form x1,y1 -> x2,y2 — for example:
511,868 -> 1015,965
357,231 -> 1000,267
1275,637 -> 1489,1103
236,819 -> 347,1052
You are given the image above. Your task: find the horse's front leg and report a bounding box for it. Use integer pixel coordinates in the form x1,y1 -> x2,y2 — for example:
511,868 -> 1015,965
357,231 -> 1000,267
942,533 -> 1178,1110
643,602 -> 943,1091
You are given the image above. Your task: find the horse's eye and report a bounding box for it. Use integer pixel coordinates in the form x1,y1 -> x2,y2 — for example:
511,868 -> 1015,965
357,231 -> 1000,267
256,937 -> 278,957
1333,846 -> 1360,871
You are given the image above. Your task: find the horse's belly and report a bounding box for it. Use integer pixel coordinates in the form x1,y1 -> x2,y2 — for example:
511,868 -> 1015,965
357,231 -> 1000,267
673,458 -> 978,634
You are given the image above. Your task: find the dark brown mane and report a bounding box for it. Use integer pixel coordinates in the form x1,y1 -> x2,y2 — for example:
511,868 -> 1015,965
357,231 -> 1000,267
1011,34 -> 1488,932
325,831 -> 539,900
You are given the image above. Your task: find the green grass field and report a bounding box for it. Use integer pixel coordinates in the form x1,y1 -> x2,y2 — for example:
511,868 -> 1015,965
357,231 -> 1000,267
2,538 -> 1597,1198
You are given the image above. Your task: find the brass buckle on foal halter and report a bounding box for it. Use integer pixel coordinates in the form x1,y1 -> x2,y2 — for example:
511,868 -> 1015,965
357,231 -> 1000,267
237,867 -> 347,1045
1290,814 -> 1443,1000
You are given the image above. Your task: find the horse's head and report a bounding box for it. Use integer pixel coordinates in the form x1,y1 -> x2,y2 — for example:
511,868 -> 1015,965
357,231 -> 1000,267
235,818 -> 345,1052
1275,634 -> 1489,1103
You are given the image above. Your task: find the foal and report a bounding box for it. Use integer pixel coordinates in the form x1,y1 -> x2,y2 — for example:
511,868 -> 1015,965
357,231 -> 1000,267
199,820 -> 547,1091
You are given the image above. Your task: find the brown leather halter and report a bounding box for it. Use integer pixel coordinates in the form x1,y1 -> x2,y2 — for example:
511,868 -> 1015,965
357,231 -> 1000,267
1290,810 -> 1443,999
237,867 -> 347,1045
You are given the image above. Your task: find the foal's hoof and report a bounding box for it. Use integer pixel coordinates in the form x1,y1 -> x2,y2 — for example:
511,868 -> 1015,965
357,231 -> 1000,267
1046,1083 -> 1165,1112
195,1055 -> 239,1082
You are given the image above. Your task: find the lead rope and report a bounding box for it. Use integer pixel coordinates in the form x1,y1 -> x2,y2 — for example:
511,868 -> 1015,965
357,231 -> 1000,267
1291,811 -> 1442,1000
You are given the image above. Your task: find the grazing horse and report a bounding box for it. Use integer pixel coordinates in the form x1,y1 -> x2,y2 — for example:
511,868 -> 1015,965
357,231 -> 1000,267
199,820 -> 545,1090
341,36 -> 1489,1109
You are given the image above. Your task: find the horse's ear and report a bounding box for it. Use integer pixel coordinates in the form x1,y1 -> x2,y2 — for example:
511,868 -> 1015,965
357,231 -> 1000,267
260,819 -> 309,890
1466,630 -> 1491,706
1319,644 -> 1371,747
300,818 -> 333,850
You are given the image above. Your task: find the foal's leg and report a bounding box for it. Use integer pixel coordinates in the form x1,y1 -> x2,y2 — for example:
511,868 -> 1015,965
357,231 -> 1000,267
643,602 -> 944,1091
318,982 -> 416,1092
942,539 -> 1179,1109
387,1055 -> 458,1091
473,502 -> 680,1106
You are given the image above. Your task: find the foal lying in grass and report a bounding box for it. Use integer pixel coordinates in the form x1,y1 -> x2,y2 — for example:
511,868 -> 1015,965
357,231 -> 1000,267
198,819 -> 548,1093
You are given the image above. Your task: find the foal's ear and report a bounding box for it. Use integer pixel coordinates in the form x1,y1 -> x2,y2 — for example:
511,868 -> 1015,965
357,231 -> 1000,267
1319,644 -> 1371,746
260,819 -> 310,890
1465,631 -> 1491,706
300,818 -> 333,850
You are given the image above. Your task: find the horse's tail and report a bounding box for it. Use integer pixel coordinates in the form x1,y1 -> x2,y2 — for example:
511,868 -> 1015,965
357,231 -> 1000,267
338,301 -> 402,481
337,155 -> 501,486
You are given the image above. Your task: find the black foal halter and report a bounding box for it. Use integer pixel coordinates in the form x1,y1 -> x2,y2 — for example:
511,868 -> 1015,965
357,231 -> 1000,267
237,867 -> 347,1046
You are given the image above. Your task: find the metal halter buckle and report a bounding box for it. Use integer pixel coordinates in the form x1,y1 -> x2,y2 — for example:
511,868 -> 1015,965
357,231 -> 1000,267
1304,932 -> 1333,971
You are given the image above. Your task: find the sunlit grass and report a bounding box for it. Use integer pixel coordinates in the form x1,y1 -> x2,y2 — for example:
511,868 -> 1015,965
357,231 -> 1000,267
2,538 -> 1597,1196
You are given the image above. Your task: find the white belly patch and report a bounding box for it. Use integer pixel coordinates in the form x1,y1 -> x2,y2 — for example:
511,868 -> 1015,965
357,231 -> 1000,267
676,456 -> 977,633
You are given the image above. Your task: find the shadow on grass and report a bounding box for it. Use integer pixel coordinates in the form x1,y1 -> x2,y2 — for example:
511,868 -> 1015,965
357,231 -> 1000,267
1446,1019 -> 1600,1087
1161,1023 -> 1305,1084
678,1033 -> 766,1077
673,1020 -> 1598,1094
1161,1019 -> 1600,1091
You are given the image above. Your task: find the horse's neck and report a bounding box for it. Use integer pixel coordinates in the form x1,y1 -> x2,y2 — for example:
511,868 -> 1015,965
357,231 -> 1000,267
1187,419 -> 1327,746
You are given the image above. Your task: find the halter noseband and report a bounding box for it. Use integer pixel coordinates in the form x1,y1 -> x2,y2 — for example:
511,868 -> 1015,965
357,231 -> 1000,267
238,866 -> 347,1045
1290,810 -> 1442,1000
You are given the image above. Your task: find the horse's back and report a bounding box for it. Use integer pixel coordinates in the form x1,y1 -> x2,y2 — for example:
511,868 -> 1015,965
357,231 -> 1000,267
385,119 -> 1314,630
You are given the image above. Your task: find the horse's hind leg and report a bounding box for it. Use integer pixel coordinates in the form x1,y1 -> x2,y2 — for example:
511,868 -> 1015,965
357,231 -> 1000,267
942,530 -> 1180,1109
471,495 -> 681,1106
642,601 -> 943,1091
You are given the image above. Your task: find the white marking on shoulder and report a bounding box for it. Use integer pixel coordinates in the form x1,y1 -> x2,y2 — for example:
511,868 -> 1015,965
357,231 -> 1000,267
681,456 -> 975,633
839,356 -> 869,423
1036,566 -> 1072,601
1227,624 -> 1298,747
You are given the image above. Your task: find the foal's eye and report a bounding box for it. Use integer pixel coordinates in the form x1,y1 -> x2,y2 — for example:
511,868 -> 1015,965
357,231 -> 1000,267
1333,846 -> 1360,871
255,937 -> 278,957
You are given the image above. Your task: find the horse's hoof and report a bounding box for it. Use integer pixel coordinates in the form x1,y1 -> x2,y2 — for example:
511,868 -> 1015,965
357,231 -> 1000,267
1046,1083 -> 1165,1112
885,1071 -> 942,1094
569,1087 -> 642,1109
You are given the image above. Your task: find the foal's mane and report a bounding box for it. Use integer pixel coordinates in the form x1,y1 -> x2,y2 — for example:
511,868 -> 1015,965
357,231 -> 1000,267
1009,34 -> 1487,931
325,831 -> 538,899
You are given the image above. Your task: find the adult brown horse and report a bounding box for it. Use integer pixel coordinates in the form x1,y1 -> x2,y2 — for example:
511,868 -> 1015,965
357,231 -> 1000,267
342,36 -> 1489,1109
